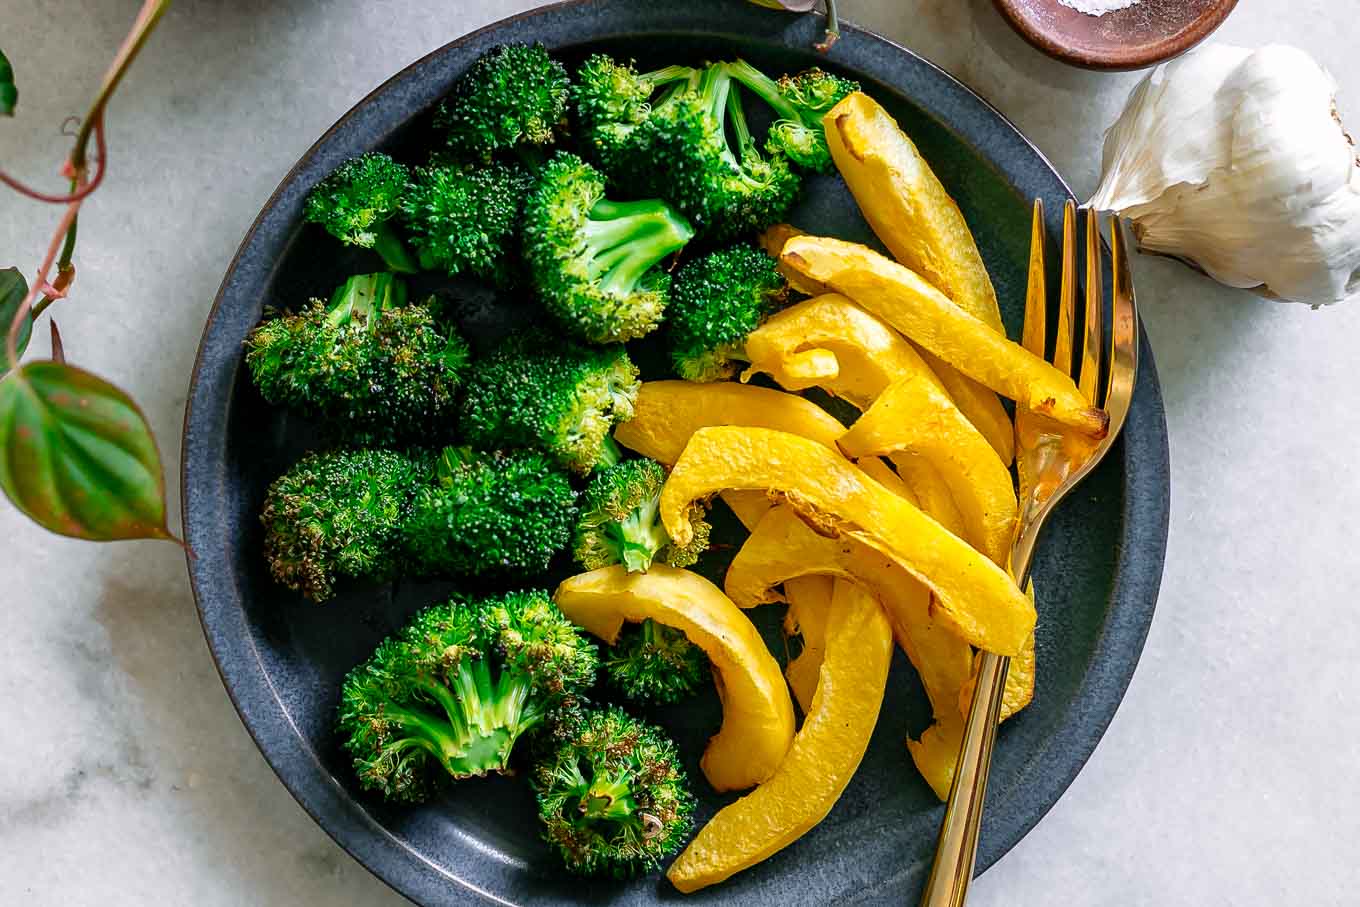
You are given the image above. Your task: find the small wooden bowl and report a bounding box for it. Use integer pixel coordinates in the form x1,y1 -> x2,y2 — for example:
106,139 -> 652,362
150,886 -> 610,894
993,0 -> 1239,70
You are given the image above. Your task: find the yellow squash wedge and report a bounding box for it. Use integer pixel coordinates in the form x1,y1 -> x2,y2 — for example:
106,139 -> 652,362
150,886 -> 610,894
613,380 -> 845,466
886,453 -> 967,540
960,621 -> 1036,720
742,293 -> 1012,465
759,223 -> 828,296
722,489 -> 776,532
854,456 -> 1030,789
779,235 -> 1109,438
917,348 -> 1015,467
554,565 -> 795,792
912,603 -> 1038,800
839,374 -> 1018,567
612,379 -> 845,540
824,91 -> 1003,331
664,426 -> 1034,655
854,454 -> 914,501
728,495 -> 1026,800
782,575 -> 835,714
824,92 -> 1017,464
726,504 -> 974,790
667,580 -> 893,893
739,295 -> 969,536
726,504 -> 974,704
743,293 -> 940,409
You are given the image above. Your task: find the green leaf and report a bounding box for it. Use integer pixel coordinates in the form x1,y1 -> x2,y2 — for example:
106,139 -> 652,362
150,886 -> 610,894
0,49 -> 15,116
0,361 -> 175,541
0,268 -> 32,371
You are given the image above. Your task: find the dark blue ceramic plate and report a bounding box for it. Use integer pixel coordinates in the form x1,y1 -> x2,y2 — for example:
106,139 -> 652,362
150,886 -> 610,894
182,1 -> 1170,904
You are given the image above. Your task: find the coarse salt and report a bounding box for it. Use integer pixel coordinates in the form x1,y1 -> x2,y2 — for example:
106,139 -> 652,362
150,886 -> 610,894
1059,0 -> 1141,15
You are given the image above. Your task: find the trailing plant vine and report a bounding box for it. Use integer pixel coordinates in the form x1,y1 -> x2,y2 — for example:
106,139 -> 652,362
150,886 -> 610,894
0,0 -> 179,543
0,0 -> 835,545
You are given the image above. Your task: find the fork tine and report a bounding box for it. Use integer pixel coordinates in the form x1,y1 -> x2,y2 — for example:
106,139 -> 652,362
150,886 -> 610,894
1054,200 -> 1077,377
1105,216 -> 1139,428
1079,208 -> 1104,405
1022,199 -> 1046,357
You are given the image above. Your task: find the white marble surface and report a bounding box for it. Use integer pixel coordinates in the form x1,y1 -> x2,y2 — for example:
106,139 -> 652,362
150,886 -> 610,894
1,1 -> 1356,904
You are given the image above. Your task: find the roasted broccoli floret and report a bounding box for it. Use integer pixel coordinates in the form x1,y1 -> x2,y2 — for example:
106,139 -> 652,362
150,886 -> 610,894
404,447 -> 578,578
245,273 -> 469,443
339,591 -> 599,803
260,448 -> 424,602
572,459 -> 709,703
724,61 -> 859,172
523,152 -> 694,343
304,152 -> 416,273
573,55 -> 696,173
459,331 -> 640,475
435,43 -> 570,160
533,707 -> 695,877
573,459 -> 709,572
667,244 -> 789,381
604,620 -> 708,706
400,160 -> 532,285
579,57 -> 801,241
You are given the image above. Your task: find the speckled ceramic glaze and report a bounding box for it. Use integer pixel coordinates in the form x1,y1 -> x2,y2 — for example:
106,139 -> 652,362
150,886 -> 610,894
181,1 -> 1170,903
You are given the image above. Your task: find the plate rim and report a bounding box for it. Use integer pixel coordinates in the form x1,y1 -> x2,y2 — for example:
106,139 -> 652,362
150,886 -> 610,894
180,2 -> 1171,904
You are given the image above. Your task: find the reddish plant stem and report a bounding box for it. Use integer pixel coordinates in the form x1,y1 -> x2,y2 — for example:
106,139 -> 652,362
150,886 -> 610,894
6,199 -> 80,366
0,115 -> 106,203
2,0 -> 169,370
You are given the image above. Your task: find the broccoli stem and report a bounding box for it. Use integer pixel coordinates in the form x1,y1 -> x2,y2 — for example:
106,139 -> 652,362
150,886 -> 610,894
597,436 -> 622,470
579,775 -> 639,822
583,198 -> 693,296
371,702 -> 473,774
639,618 -> 664,650
698,64 -> 755,174
641,64 -> 697,89
606,496 -> 671,572
725,86 -> 759,161
724,60 -> 800,123
381,658 -> 540,778
326,271 -> 407,327
699,63 -> 732,123
371,222 -> 418,274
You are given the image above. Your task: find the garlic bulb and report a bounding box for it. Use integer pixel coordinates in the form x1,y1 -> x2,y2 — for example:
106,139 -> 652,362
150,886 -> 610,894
1089,44 -> 1360,306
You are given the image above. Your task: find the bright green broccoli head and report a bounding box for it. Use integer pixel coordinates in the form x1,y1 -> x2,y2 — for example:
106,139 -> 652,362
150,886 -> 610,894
638,63 -> 802,241
459,331 -> 640,475
605,619 -> 708,706
778,67 -> 860,117
260,447 -> 424,602
573,458 -> 710,573
436,43 -> 570,160
533,706 -> 695,877
245,273 -> 469,444
580,60 -> 801,241
304,152 -> 416,272
404,447 -> 578,578
304,152 -> 407,246
667,244 -> 789,382
574,56 -> 697,172
399,160 -> 532,285
523,152 -> 694,343
339,591 -> 599,803
725,62 -> 859,172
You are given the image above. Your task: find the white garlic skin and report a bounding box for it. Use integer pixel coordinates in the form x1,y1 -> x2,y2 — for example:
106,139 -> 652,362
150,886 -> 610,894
1090,44 -> 1360,307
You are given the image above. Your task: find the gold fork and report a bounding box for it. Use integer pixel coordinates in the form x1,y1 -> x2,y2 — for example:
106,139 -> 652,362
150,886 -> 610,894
919,199 -> 1140,907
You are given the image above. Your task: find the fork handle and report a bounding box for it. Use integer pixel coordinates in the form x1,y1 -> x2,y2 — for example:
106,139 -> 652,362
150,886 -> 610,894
918,650 -> 1011,907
